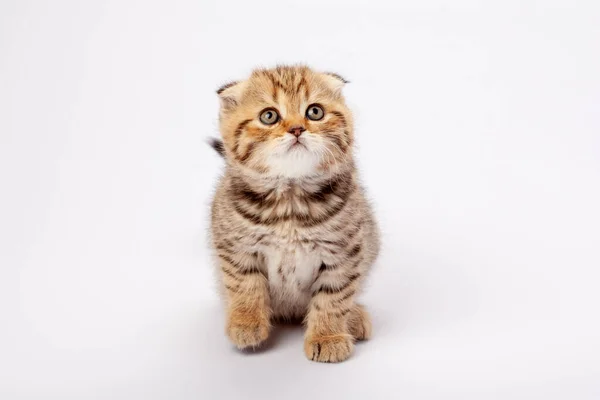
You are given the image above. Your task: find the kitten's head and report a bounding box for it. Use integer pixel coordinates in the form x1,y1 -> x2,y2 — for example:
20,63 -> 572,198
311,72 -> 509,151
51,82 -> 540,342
216,65 -> 353,178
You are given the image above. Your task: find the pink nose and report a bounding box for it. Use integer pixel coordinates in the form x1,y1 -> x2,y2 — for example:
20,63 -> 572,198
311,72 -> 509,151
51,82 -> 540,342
288,125 -> 306,137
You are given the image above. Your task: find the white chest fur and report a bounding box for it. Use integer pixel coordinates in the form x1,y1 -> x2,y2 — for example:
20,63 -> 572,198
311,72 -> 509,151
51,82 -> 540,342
263,243 -> 322,318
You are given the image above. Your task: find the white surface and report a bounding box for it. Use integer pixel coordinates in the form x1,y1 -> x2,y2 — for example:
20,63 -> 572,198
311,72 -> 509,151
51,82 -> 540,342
1,0 -> 599,399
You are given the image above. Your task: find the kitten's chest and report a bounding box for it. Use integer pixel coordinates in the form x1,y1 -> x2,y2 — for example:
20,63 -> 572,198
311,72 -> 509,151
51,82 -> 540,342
263,241 -> 322,291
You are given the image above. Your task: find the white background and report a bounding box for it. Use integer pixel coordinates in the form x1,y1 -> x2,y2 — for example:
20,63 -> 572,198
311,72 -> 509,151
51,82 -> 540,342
1,0 -> 599,399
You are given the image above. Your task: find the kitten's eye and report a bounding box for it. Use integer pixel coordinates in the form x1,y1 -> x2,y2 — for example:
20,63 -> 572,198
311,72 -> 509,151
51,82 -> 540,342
306,104 -> 325,121
259,108 -> 279,125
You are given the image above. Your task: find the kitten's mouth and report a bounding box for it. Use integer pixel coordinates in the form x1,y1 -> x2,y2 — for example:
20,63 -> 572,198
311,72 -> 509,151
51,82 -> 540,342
289,140 -> 307,151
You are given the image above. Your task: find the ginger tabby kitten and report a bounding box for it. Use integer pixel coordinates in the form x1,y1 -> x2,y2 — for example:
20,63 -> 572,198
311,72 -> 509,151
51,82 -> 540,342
209,65 -> 380,362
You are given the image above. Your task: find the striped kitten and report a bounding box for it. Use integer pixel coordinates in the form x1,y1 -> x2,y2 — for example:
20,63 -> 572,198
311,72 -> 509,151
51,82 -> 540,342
210,65 -> 380,363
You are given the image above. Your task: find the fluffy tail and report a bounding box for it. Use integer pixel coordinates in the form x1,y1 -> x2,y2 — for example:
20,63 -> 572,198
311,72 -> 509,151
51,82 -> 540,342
208,138 -> 225,158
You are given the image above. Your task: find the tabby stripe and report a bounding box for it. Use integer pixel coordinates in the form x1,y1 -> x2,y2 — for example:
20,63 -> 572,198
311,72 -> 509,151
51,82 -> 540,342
331,218 -> 358,233
347,244 -> 362,259
307,174 -> 351,202
315,273 -> 361,295
239,187 -> 270,205
215,244 -> 228,252
234,197 -> 303,225
230,178 -> 276,207
218,253 -> 240,269
335,289 -> 356,304
221,266 -> 242,282
238,142 -> 256,163
318,262 -> 327,273
233,197 -> 346,227
234,193 -> 275,209
218,253 -> 260,275
232,119 -> 252,154
345,225 -> 361,241
253,130 -> 271,142
216,239 -> 235,252
267,73 -> 286,93
317,262 -> 332,279
298,189 -> 354,227
326,133 -> 347,151
344,130 -> 353,147
234,119 -> 252,138
318,262 -> 340,273
317,239 -> 347,248
330,111 -> 347,127
252,233 -> 267,245
351,257 -> 364,270
297,76 -> 308,97
331,308 -> 352,318
230,171 -> 353,212
234,179 -> 351,208
232,201 -> 269,224
231,184 -> 354,227
224,283 -> 240,293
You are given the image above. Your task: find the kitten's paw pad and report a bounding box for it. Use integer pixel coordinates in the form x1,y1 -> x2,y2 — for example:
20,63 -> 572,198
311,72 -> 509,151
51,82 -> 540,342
226,312 -> 270,350
304,334 -> 354,363
348,304 -> 372,341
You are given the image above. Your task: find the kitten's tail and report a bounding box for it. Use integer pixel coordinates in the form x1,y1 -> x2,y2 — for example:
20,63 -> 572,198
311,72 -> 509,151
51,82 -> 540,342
207,137 -> 225,158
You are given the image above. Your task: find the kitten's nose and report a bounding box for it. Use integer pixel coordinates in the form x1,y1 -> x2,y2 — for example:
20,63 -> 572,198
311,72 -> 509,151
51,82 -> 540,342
287,125 -> 306,137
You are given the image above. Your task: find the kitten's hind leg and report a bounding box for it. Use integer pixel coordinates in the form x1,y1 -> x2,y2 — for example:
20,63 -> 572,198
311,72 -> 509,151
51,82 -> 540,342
347,303 -> 372,341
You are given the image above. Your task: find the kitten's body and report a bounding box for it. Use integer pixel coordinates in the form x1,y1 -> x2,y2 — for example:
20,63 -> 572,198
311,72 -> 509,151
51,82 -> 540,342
210,66 -> 379,362
212,170 -> 379,320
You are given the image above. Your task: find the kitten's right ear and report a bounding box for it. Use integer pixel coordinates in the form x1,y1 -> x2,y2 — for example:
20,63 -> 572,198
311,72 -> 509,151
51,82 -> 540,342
216,80 -> 246,112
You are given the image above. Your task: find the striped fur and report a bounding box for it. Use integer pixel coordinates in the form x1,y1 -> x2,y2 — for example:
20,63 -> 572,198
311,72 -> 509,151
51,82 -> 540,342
210,65 -> 380,363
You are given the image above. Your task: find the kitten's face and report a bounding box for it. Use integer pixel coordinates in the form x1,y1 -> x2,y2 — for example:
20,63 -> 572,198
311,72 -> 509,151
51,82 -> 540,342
217,66 -> 353,178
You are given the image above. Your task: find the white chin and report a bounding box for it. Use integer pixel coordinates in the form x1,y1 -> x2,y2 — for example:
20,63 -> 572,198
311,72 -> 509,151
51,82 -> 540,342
266,147 -> 321,178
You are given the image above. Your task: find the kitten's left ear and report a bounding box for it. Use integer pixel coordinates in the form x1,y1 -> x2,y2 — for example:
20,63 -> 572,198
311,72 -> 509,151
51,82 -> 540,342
319,72 -> 349,95
216,80 -> 246,112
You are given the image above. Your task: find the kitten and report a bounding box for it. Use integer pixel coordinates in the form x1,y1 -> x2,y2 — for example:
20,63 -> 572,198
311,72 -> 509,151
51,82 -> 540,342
209,65 -> 380,362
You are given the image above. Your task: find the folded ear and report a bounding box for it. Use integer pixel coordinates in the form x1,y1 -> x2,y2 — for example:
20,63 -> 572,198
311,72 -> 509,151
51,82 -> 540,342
319,72 -> 349,95
216,80 -> 246,112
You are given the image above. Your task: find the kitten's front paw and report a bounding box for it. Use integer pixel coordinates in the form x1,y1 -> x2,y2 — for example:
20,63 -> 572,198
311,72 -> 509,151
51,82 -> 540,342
226,310 -> 270,350
304,333 -> 354,363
